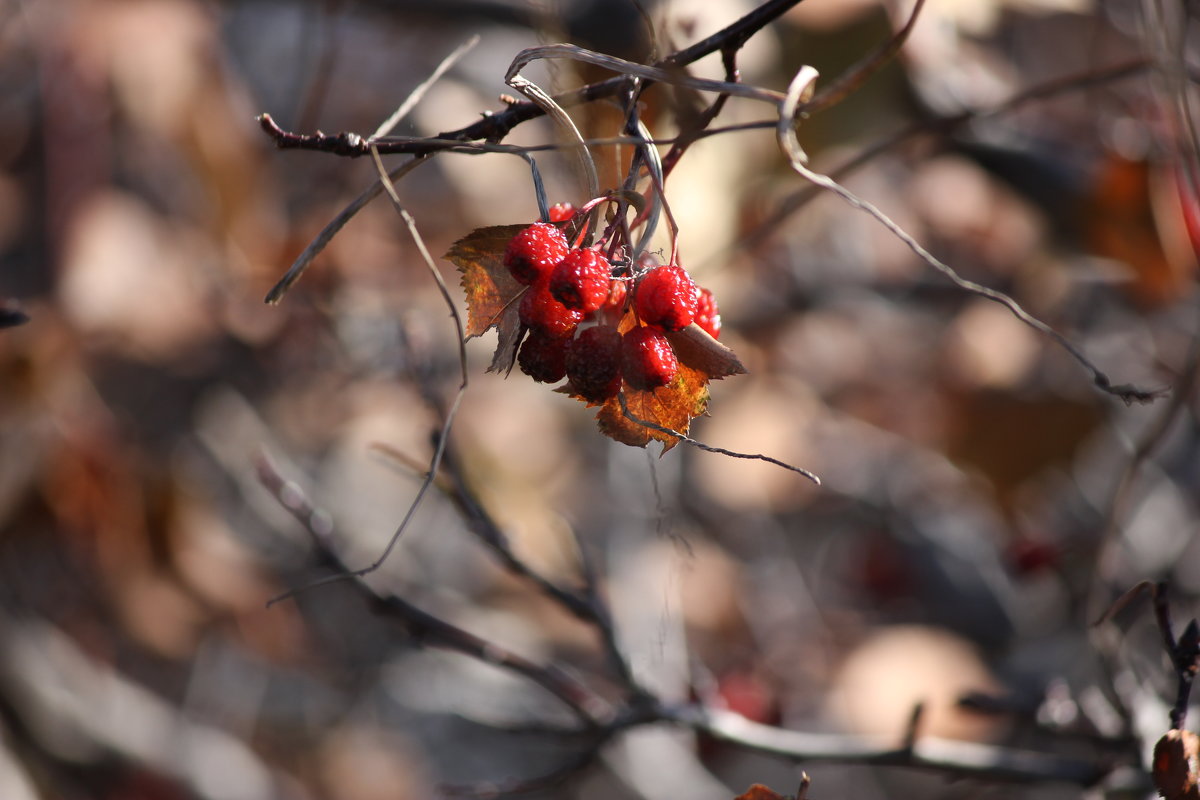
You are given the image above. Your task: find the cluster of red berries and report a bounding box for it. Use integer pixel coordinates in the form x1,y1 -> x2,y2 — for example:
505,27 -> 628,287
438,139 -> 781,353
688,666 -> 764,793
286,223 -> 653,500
503,215 -> 721,403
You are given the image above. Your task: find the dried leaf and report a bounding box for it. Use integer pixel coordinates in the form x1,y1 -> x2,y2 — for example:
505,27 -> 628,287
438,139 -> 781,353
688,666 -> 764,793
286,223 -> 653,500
667,323 -> 746,378
595,361 -> 711,450
734,785 -> 789,800
1154,729 -> 1200,800
444,224 -> 528,371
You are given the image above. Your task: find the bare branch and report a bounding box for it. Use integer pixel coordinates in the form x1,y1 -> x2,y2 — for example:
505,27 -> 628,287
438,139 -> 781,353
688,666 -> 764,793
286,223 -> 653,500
806,0 -> 926,114
257,0 -> 806,160
263,155 -> 426,304
373,34 -> 479,139
743,57 -> 1149,252
666,705 -> 1111,785
776,68 -> 1166,406
254,451 -> 605,727
618,393 -> 821,485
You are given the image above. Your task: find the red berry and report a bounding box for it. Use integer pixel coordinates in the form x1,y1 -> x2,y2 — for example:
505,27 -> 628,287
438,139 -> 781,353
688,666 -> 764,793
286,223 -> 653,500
635,265 -> 698,332
504,223 -> 569,285
565,325 -> 622,401
603,279 -> 627,314
519,279 -> 584,339
548,202 -> 575,222
621,326 -> 678,390
518,331 -> 568,383
549,249 -> 612,313
695,287 -> 721,339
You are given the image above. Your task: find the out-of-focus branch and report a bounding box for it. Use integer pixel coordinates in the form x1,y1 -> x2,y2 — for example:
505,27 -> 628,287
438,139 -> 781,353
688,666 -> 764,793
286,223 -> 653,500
0,614 -> 290,800
805,0 -> 927,115
775,66 -> 1165,406
255,451 -> 608,727
665,705 -> 1117,786
743,57 -> 1150,250
433,441 -> 645,697
0,302 -> 28,329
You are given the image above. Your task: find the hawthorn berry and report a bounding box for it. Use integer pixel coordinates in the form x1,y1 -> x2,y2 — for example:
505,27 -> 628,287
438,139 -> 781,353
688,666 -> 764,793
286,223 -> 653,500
565,324 -> 622,402
504,222 -> 569,285
519,279 -> 584,339
548,202 -> 575,222
602,279 -> 627,314
695,287 -> 721,339
549,249 -> 612,313
621,326 -> 678,391
518,331 -> 568,383
635,264 -> 698,332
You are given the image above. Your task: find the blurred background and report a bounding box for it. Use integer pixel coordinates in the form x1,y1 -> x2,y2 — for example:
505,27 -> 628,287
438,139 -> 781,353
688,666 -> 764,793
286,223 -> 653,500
1,0 -> 1198,798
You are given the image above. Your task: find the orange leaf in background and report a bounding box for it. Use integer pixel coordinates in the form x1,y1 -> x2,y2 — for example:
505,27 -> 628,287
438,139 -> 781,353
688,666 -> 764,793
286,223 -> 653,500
1085,154 -> 1197,307
445,224 -> 528,372
734,785 -> 789,800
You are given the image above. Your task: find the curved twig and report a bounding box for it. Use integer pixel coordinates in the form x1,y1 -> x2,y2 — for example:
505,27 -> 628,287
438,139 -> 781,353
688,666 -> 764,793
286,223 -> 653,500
775,68 -> 1165,406
617,393 -> 821,485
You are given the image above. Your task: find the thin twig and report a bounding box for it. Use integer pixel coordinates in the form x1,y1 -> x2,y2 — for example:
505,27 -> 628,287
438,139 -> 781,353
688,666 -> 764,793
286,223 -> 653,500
439,739 -> 610,797
806,0 -> 927,114
263,156 -> 427,303
741,57 -> 1149,251
503,51 -> 600,236
507,43 -> 785,105
337,144 -> 466,577
775,67 -> 1165,406
254,450 -> 604,727
618,394 -> 821,485
434,442 -> 646,696
257,0 -> 805,161
660,44 -> 740,179
373,35 -> 479,138
264,35 -> 477,304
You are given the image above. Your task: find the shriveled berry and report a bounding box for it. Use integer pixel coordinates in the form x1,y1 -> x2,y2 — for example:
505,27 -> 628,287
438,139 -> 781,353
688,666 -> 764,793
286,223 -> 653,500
565,325 -> 622,402
518,331 -> 568,383
635,265 -> 698,332
504,223 -> 569,285
548,202 -> 575,222
695,287 -> 721,339
519,279 -> 584,339
550,249 -> 612,313
622,326 -> 678,390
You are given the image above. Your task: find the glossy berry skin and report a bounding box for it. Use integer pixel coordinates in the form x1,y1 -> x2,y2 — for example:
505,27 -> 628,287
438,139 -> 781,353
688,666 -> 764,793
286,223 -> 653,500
549,249 -> 612,313
603,279 -> 627,313
519,279 -> 584,339
565,325 -> 622,402
635,265 -> 698,332
695,287 -> 721,339
548,203 -> 575,222
621,326 -> 678,391
518,332 -> 568,383
504,223 -> 569,285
